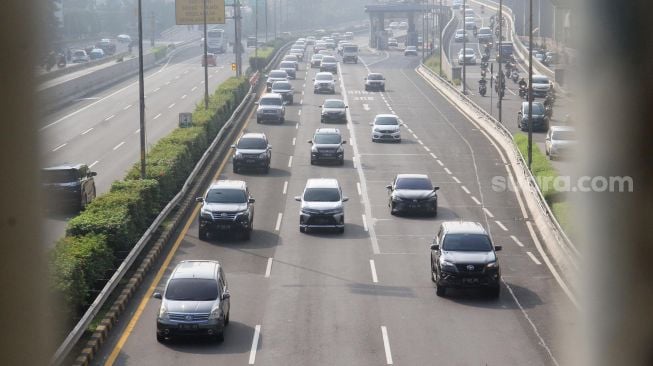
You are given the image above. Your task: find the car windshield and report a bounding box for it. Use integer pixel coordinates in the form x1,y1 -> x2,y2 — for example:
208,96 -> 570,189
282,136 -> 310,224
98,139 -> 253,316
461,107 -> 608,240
407,46 -> 416,50
442,233 -> 493,251
552,130 -> 576,141
280,62 -> 294,68
533,76 -> 549,84
303,188 -> 341,202
314,134 -> 342,144
260,97 -> 282,106
316,74 -> 333,81
42,169 -> 78,183
269,71 -> 287,78
322,57 -> 336,62
479,28 -> 492,34
272,82 -> 291,90
456,29 -> 464,34
324,100 -> 345,108
205,188 -> 247,203
165,278 -> 219,301
396,178 -> 433,190
525,103 -> 545,114
368,74 -> 383,80
237,138 -> 267,149
312,54 -> 324,60
375,116 -> 399,125
343,46 -> 358,52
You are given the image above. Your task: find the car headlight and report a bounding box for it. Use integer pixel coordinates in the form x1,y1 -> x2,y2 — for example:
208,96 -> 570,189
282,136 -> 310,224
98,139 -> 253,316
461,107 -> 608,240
209,306 -> 223,320
234,151 -> 243,157
236,209 -> 250,220
158,305 -> 169,320
258,152 -> 267,158
440,260 -> 457,272
486,261 -> 499,269
336,146 -> 344,153
392,195 -> 406,202
311,146 -> 319,153
200,209 -> 212,219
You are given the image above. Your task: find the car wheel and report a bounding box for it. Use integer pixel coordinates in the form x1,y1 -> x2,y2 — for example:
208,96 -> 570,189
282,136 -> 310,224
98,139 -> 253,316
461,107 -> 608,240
156,332 -> 166,343
199,227 -> 208,240
243,229 -> 251,240
224,311 -> 230,325
257,118 -> 261,124
431,264 -> 437,283
381,87 -> 386,92
390,202 -> 396,215
435,283 -> 446,297
264,165 -> 270,174
299,226 -> 306,233
338,226 -> 345,234
339,158 -> 344,165
365,86 -> 369,91
233,165 -> 239,174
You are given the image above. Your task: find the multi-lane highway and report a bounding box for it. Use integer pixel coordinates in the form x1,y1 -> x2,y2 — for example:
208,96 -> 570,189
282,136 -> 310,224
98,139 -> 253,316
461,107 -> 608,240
90,36 -> 575,365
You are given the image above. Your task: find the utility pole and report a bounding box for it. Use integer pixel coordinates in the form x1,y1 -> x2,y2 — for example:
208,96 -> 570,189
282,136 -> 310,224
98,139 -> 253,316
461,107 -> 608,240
234,0 -> 242,76
527,0 -> 533,169
150,11 -> 156,47
138,0 -> 146,178
498,0 -> 503,123
439,0 -> 443,75
462,0 -> 466,94
255,0 -> 258,69
265,0 -> 269,42
203,0 -> 209,109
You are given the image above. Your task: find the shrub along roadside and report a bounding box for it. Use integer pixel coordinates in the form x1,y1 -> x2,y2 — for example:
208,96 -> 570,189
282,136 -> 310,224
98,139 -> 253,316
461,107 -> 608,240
514,133 -> 573,237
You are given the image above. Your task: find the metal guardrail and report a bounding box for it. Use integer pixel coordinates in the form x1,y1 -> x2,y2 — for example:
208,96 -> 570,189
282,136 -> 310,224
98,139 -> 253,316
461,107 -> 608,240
49,39 -> 294,366
418,62 -> 578,258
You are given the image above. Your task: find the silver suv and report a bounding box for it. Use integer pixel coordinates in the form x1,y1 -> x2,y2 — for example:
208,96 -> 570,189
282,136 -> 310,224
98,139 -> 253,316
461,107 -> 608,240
256,93 -> 285,124
154,260 -> 231,342
295,178 -> 348,233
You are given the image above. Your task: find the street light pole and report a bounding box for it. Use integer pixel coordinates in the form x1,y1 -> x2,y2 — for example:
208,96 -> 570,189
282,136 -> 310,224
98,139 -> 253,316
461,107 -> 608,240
498,0 -> 503,123
462,0 -> 466,94
203,0 -> 209,109
528,0 -> 534,169
265,0 -> 269,42
439,0 -> 443,75
255,0 -> 258,69
137,0 -> 146,179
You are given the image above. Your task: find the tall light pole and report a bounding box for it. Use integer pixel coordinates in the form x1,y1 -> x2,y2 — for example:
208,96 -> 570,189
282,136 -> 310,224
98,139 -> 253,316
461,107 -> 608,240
527,0 -> 534,169
439,0 -> 443,75
462,0 -> 467,94
498,0 -> 503,123
255,0 -> 258,69
203,0 -> 209,109
265,0 -> 269,42
137,0 -> 146,178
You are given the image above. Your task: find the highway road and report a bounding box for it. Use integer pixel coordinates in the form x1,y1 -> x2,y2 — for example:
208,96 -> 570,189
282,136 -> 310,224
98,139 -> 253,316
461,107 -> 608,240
40,39 -> 249,247
90,36 -> 576,365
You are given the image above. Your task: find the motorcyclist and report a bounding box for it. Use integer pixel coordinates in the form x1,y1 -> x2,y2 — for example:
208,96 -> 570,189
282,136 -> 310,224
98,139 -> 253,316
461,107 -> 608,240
478,78 -> 487,96
518,77 -> 527,89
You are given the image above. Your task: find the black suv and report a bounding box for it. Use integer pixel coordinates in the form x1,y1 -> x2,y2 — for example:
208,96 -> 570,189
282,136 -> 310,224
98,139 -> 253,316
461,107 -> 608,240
41,164 -> 97,211
517,101 -> 549,131
309,128 -> 346,165
197,180 -> 255,240
430,221 -> 502,298
231,133 -> 272,173
320,99 -> 348,123
386,174 -> 439,216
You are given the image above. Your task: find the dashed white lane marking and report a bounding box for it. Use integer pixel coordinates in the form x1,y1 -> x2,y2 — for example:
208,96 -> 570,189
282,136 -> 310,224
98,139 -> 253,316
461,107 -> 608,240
123,104 -> 132,110
165,81 -> 171,85
363,103 -> 370,111
81,127 -> 93,135
298,110 -> 302,116
89,160 -> 99,168
302,90 -> 305,95
274,213 -> 283,231
208,74 -> 213,79
134,129 -> 140,134
200,80 -> 205,84
429,152 -> 437,159
265,258 -> 273,278
511,235 -> 525,247
175,75 -> 181,79
153,113 -> 162,120
113,141 -> 125,151
452,176 -> 461,184
461,185 -> 471,194
381,326 -> 393,364
436,160 -> 444,166
471,196 -> 481,205
292,137 -> 296,146
370,259 -> 378,283
105,115 -> 115,121
495,220 -> 509,231
444,167 -> 452,175
153,87 -> 160,92
288,156 -> 293,168
412,133 -> 418,139
423,146 -> 431,152
527,251 -> 542,265
248,325 -> 261,364
191,86 -> 198,91
282,181 -> 288,195
295,123 -> 299,129
362,214 -> 368,232
300,99 -> 303,104
52,143 -> 67,152
417,139 -> 424,145
168,103 -> 175,109
483,207 -> 495,218
181,94 -> 187,99
352,156 -> 357,169
357,182 -> 362,195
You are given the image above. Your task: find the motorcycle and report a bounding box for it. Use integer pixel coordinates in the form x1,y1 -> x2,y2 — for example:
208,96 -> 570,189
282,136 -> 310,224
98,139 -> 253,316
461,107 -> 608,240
57,54 -> 66,68
544,103 -> 553,118
519,85 -> 527,99
480,61 -> 488,70
478,79 -> 487,96
511,69 -> 519,83
480,69 -> 487,78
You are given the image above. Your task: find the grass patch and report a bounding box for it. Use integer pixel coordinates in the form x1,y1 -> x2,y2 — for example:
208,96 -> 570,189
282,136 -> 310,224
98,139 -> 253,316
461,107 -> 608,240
424,55 -> 442,74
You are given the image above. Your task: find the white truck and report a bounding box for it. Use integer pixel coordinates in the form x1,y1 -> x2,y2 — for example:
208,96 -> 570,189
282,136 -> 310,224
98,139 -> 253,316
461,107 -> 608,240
207,28 -> 225,53
342,44 -> 359,64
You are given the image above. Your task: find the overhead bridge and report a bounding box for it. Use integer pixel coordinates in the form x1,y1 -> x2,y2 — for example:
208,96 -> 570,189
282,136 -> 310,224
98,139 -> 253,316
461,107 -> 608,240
365,3 -> 444,49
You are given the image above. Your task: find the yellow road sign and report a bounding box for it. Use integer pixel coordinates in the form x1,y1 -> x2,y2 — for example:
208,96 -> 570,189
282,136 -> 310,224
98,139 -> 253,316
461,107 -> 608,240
231,63 -> 237,71
175,0 -> 225,25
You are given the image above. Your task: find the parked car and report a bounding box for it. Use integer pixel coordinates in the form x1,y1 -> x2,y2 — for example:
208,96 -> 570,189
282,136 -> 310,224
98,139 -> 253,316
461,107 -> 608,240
196,180 -> 255,240
370,114 -> 402,142
295,178 -> 348,233
313,72 -> 336,94
320,99 -> 348,123
256,93 -> 285,124
309,128 -> 347,165
271,80 -> 294,104
517,101 -> 549,131
430,221 -> 502,298
386,174 -> 439,216
41,163 -> 97,211
154,260 -> 231,342
231,133 -> 272,173
364,72 -> 386,92
545,125 -> 576,160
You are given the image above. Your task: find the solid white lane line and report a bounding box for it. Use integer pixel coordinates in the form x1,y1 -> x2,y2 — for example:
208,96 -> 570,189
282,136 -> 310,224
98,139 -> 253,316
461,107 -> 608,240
511,235 -> 525,247
471,196 -> 481,205
381,326 -> 393,365
423,146 -> 431,152
369,259 -> 378,283
168,103 -> 175,109
123,104 -> 132,110
288,156 -> 293,167
275,213 -> 283,231
113,141 -> 125,151
436,160 -> 444,166
429,152 -> 437,159
461,185 -> 471,194
444,167 -> 452,175
181,94 -> 187,99
89,160 -> 99,168
357,182 -> 362,195
362,214 -> 368,232
265,258 -> 273,278
249,325 -> 261,364
527,251 -> 542,265
105,115 -> 115,121
52,143 -> 67,152
452,176 -> 461,184
495,220 -> 509,231
282,181 -> 288,195
292,137 -> 296,146
153,113 -> 162,120
191,86 -> 198,91
81,127 -> 93,135
483,207 -> 495,218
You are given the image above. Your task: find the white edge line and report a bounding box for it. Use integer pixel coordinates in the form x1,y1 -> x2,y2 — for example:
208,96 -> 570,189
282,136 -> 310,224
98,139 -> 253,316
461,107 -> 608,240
248,324 -> 261,364
369,259 -> 378,283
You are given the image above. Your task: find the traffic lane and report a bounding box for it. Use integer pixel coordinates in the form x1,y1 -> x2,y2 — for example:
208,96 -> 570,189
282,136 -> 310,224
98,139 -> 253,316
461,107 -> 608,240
346,53 -> 573,362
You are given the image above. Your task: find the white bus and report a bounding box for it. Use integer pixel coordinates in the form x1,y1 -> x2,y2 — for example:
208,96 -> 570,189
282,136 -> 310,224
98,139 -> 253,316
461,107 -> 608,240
207,28 -> 225,53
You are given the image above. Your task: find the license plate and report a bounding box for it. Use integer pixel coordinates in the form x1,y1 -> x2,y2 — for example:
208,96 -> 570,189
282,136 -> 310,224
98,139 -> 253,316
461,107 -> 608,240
217,224 -> 231,230
321,153 -> 333,157
408,204 -> 418,208
179,324 -> 198,330
382,135 -> 392,138
462,278 -> 479,284
245,159 -> 256,163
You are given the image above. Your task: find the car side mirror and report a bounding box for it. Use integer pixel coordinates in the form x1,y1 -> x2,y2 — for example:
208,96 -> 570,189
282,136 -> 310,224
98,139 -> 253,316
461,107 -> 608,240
294,196 -> 301,202
494,245 -> 503,251
433,186 -> 440,192
385,185 -> 392,190
89,171 -> 97,177
342,140 -> 347,144
342,197 -> 349,202
308,140 -> 313,144
248,198 -> 255,203
231,144 -> 236,148
153,292 -> 162,299
369,122 -> 373,126
222,291 -> 231,300
430,244 -> 439,251
345,106 -> 349,108
195,197 -> 204,202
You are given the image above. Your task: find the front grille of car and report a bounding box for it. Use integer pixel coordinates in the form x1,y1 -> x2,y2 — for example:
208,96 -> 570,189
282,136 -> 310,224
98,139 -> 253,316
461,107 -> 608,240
211,212 -> 238,220
305,214 -> 338,225
455,263 -> 485,273
318,148 -> 338,153
241,153 -> 262,159
378,129 -> 397,134
319,83 -> 331,87
168,313 -> 210,322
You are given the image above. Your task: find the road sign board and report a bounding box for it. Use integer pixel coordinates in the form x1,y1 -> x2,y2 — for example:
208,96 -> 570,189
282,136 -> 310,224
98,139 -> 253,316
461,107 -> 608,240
175,0 -> 225,25
179,112 -> 193,127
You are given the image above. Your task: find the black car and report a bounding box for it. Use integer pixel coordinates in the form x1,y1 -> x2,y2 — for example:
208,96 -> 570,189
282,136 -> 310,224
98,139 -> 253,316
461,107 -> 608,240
41,164 -> 97,211
364,73 -> 386,92
320,99 -> 348,123
517,101 -> 549,131
430,221 -> 502,298
309,128 -> 347,165
232,133 -> 272,173
386,174 -> 439,216
197,180 -> 255,240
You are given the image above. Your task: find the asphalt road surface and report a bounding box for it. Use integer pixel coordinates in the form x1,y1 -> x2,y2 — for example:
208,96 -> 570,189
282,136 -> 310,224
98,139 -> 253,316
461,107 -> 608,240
90,36 -> 576,366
